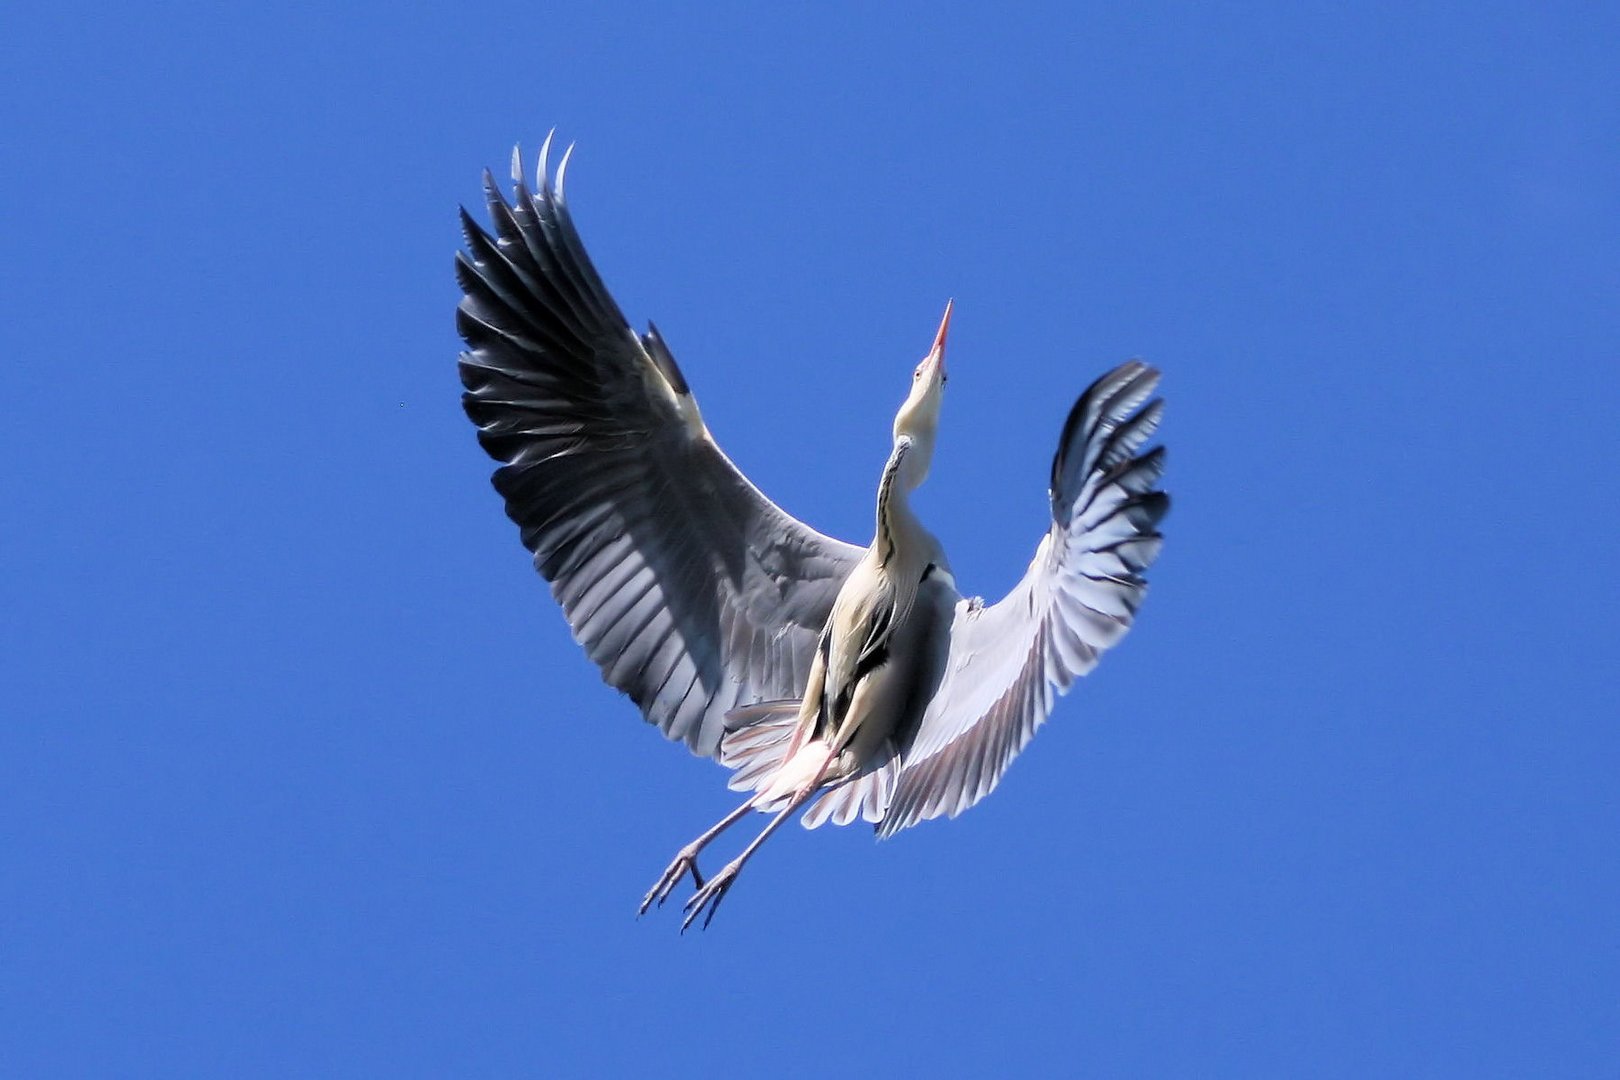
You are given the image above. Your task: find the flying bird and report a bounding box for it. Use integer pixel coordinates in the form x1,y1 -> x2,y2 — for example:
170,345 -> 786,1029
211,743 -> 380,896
457,135 -> 1168,930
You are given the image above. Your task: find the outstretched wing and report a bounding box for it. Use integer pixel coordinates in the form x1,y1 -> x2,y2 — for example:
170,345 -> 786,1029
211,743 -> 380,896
878,362 -> 1167,836
457,139 -> 863,757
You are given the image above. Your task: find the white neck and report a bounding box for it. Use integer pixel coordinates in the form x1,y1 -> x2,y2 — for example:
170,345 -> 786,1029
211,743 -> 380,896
875,436 -> 932,568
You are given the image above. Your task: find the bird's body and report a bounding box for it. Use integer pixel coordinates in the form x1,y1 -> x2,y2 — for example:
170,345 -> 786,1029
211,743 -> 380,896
729,447 -> 958,819
457,135 -> 1169,929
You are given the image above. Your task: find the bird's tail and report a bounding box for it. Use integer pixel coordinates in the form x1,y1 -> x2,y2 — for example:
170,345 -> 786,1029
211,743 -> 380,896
719,700 -> 803,796
721,702 -> 900,827
799,743 -> 900,830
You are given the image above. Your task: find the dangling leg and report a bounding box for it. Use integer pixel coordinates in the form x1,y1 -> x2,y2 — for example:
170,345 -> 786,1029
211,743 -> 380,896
677,785 -> 820,932
678,667 -> 889,929
638,794 -> 759,916
681,744 -> 842,932
645,649 -> 831,918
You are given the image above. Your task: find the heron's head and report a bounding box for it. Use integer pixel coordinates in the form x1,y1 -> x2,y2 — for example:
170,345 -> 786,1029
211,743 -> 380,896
893,300 -> 951,444
887,301 -> 951,491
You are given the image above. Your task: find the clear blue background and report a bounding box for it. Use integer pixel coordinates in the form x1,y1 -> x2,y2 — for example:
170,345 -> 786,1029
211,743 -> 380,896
5,4 -> 1616,1076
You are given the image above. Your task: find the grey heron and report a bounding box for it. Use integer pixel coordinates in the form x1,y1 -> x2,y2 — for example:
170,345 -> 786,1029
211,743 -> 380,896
457,136 -> 1169,930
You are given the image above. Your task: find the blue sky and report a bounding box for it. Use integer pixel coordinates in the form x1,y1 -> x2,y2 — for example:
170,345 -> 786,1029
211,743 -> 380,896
4,3 -> 1617,1075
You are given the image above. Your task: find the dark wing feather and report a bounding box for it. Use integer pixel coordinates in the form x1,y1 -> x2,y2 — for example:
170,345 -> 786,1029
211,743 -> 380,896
458,141 -> 862,757
879,362 -> 1167,836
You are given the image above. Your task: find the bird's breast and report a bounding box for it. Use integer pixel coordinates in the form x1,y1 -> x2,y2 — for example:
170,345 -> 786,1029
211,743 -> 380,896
828,569 -> 959,765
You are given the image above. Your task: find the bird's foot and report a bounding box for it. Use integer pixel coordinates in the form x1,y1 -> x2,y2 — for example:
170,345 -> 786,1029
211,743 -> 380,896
638,846 -> 705,917
681,859 -> 742,932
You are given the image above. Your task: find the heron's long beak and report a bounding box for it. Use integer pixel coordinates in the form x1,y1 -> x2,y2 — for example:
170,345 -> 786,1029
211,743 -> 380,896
927,299 -> 953,375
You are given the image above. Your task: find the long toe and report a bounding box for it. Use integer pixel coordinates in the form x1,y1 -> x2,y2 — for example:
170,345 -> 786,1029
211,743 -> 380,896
679,890 -> 712,933
638,871 -> 672,917
637,882 -> 663,918
680,868 -> 737,933
639,852 -> 704,917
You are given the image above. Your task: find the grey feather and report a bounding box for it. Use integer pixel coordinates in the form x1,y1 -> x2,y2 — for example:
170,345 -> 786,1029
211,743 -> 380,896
458,156 -> 863,756
879,362 -> 1168,837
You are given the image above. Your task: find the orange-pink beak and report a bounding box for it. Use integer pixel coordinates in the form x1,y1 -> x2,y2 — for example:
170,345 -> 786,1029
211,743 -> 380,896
926,299 -> 953,376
